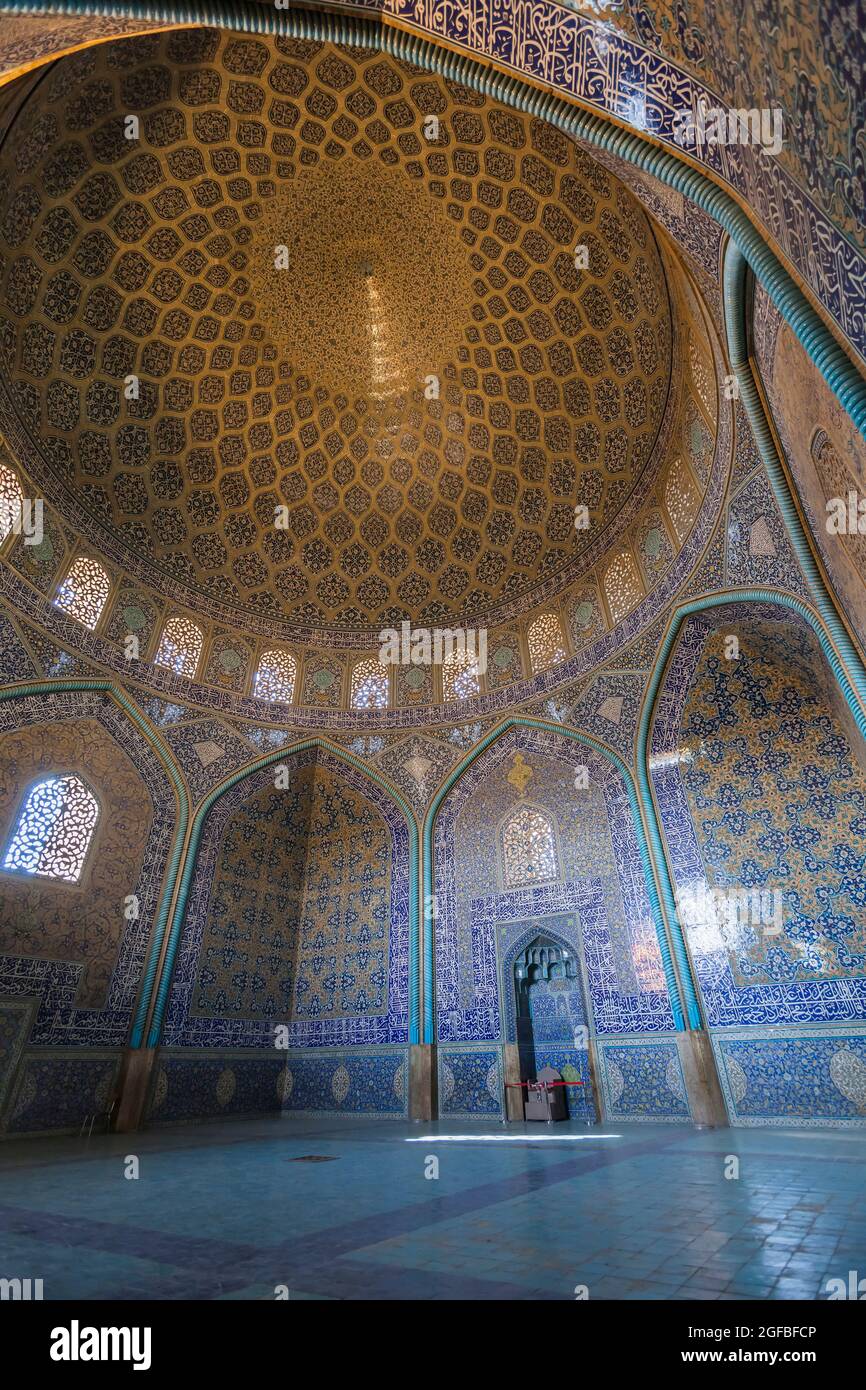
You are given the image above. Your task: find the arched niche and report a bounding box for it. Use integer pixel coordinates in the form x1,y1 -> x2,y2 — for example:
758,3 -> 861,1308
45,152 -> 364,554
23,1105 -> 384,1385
648,601 -> 866,1126
158,743 -> 413,1052
430,722 -> 676,1050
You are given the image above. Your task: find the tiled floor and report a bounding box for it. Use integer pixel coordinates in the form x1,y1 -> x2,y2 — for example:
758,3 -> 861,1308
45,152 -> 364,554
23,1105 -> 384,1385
1,1117 -> 865,1300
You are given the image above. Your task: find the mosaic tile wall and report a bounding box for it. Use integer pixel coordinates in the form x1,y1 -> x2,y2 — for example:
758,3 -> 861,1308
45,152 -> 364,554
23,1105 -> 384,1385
438,1044 -> 504,1120
753,289 -> 866,652
432,722 -> 687,1119
3,1049 -> 122,1136
651,610 -> 866,1126
0,692 -> 178,1133
435,723 -> 674,1043
712,1026 -> 866,1129
162,744 -> 411,1049
147,1047 -> 410,1123
596,1038 -> 691,1124
0,694 -> 177,1047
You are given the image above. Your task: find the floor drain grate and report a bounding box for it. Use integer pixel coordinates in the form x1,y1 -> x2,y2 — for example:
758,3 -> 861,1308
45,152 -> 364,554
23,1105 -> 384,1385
290,1154 -> 338,1162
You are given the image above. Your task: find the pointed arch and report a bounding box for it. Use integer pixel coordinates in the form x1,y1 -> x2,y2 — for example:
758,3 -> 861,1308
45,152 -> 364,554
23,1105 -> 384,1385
637,588 -> 866,1038
422,716 -> 689,1044
501,919 -> 589,1046
144,736 -> 421,1047
0,678 -> 190,1047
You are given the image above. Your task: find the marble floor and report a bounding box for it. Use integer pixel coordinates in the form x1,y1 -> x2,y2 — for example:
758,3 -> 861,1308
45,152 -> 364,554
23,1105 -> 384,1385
1,1117 -> 865,1300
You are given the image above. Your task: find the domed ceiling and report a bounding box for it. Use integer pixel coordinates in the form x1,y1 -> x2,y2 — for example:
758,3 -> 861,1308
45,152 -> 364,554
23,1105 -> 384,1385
0,30 -> 672,636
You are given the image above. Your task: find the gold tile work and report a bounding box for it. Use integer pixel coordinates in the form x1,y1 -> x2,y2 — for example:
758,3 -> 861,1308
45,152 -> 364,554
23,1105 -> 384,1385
0,32 -> 671,631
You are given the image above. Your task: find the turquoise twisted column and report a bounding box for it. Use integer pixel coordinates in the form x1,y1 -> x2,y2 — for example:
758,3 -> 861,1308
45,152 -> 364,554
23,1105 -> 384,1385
723,244 -> 866,714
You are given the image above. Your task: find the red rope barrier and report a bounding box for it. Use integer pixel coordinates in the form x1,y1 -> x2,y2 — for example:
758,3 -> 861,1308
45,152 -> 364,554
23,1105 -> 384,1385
504,1079 -> 583,1088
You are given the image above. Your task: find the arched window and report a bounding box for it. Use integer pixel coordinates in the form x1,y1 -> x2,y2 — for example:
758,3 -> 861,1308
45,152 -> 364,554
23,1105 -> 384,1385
663,455 -> 700,545
154,615 -> 203,678
527,612 -> 566,673
350,657 -> 389,709
254,649 -> 297,703
0,462 -> 25,542
3,775 -> 99,883
603,549 -> 644,624
442,648 -> 480,701
502,805 -> 557,889
54,556 -> 111,629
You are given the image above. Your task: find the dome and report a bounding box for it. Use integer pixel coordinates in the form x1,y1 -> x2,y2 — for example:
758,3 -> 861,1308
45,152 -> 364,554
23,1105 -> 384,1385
0,32 -> 676,643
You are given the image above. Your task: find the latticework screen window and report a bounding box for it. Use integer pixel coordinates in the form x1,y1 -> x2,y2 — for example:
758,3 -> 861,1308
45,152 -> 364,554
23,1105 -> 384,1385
441,649 -> 480,700
604,549 -> 644,624
502,806 -> 557,888
350,657 -> 389,709
663,456 -> 700,544
0,462 -> 24,542
54,556 -> 110,629
154,615 -> 203,678
254,649 -> 297,703
688,331 -> 715,419
3,775 -> 99,883
527,612 -> 566,673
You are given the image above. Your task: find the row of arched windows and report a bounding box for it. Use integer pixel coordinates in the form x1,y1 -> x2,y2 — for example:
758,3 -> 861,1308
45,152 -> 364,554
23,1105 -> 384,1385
7,535 -> 646,704
14,529 -> 575,706
4,456 -> 698,707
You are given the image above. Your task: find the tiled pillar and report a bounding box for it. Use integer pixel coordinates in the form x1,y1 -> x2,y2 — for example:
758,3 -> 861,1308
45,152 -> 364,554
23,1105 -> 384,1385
584,1040 -> 603,1124
676,1030 -> 728,1127
115,1047 -> 158,1132
408,1044 -> 437,1121
503,1043 -> 524,1121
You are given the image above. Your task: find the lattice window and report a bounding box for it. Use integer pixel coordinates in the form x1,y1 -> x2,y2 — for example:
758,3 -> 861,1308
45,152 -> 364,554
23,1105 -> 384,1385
3,775 -> 99,883
688,331 -> 715,419
663,455 -> 700,544
154,615 -> 203,678
254,649 -> 297,703
350,656 -> 389,709
527,612 -> 566,673
604,549 -> 644,624
54,556 -> 110,629
442,648 -> 480,700
0,462 -> 24,542
502,805 -> 557,888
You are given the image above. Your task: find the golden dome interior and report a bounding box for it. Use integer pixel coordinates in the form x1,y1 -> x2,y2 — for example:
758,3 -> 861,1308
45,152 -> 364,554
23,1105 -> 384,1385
0,30 -> 675,637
